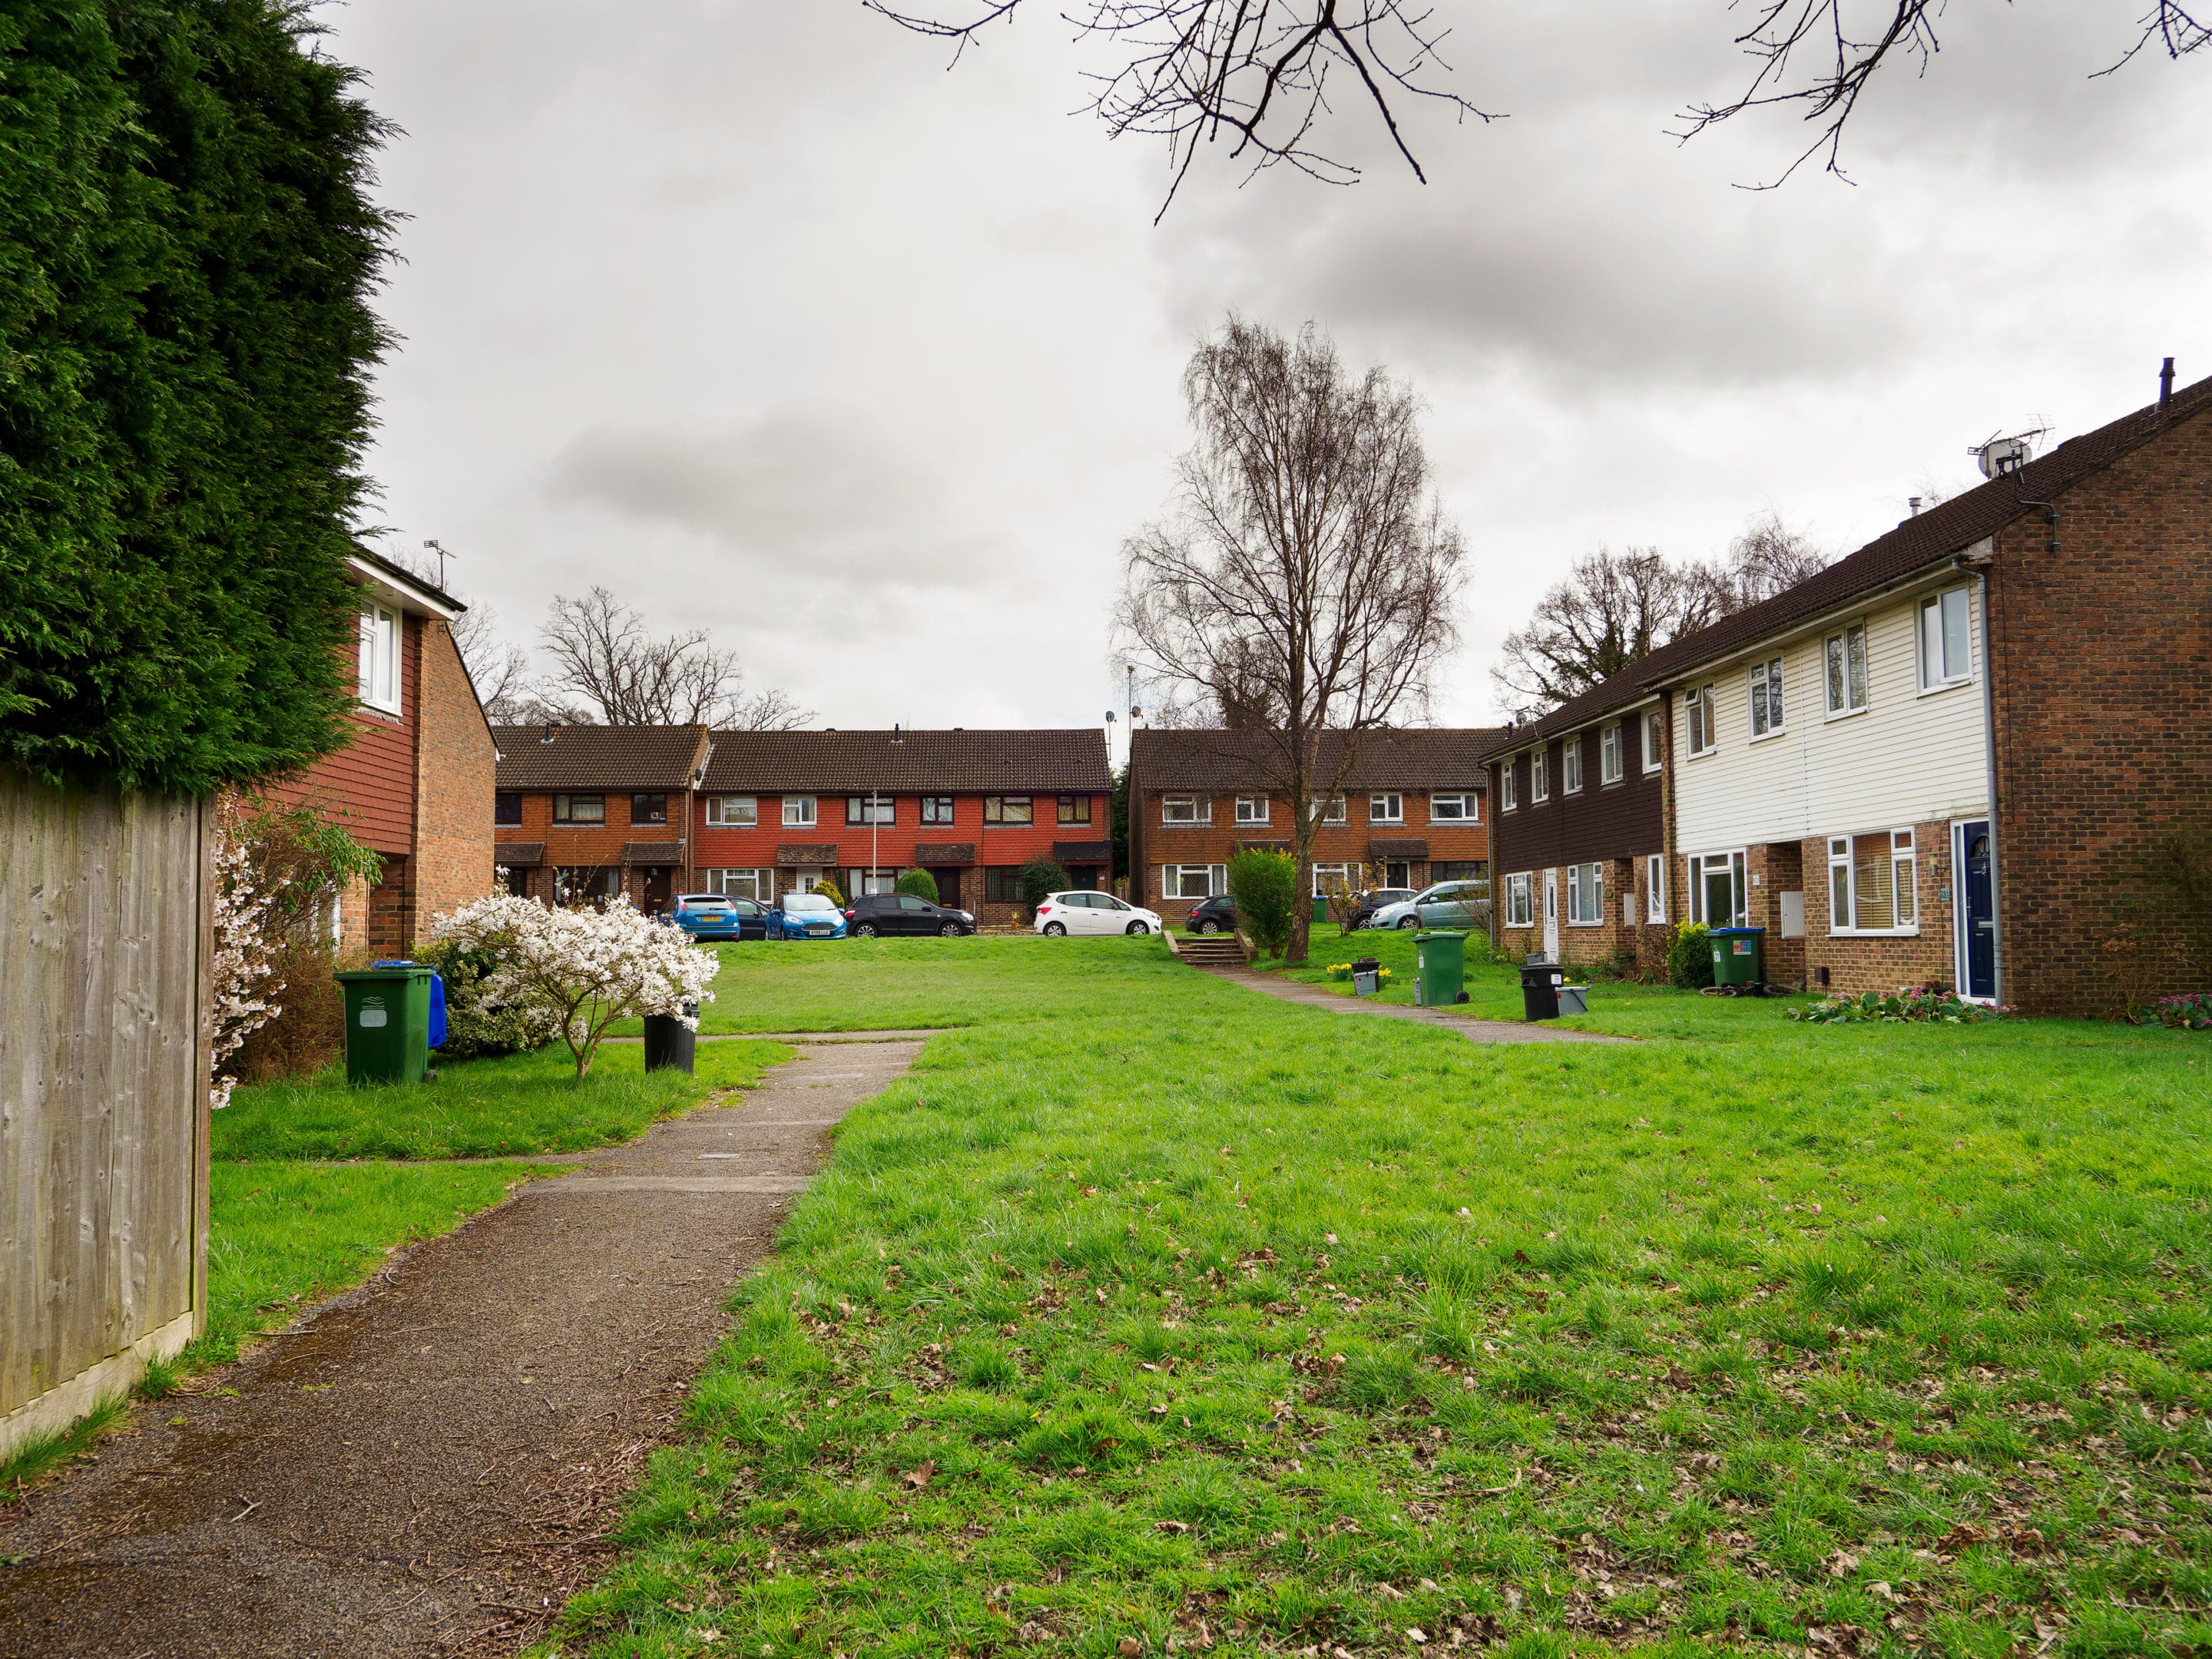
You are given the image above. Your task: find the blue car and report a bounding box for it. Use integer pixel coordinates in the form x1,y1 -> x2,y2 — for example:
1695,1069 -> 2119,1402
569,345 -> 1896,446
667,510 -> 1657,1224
767,892 -> 848,940
669,892 -> 767,941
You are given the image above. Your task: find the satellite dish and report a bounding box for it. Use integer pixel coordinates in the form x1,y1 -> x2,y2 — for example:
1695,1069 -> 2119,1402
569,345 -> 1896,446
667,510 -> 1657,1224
1970,427 -> 2045,480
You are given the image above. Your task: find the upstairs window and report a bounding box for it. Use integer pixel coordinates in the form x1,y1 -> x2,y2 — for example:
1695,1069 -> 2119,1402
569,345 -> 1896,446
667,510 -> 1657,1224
1369,792 -> 1404,824
357,604 -> 399,714
985,795 -> 1033,825
1310,796 -> 1347,824
1500,765 -> 1518,812
782,796 -> 817,827
846,794 -> 894,825
1644,709 -> 1664,773
494,793 -> 522,827
1600,724 -> 1623,784
1056,794 -> 1092,825
707,795 -> 757,827
1749,656 -> 1785,737
1531,749 -> 1549,802
1161,794 -> 1208,826
1686,685 -> 1717,756
1429,791 -> 1476,823
920,796 -> 955,824
1561,739 -> 1583,795
631,793 -> 668,826
1233,796 -> 1270,825
1826,623 -> 1869,714
551,793 -> 604,825
1919,588 -> 1972,688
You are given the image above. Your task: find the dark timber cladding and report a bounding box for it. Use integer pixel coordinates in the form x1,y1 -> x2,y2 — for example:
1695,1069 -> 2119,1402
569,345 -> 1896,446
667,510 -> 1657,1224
1486,713 -> 1666,874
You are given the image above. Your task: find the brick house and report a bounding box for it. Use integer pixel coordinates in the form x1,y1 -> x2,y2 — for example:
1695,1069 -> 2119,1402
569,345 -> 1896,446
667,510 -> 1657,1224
491,724 -> 713,915
267,548 -> 497,955
692,728 -> 1113,926
1128,728 -> 1498,923
1481,685 -> 1674,975
1646,366 -> 2212,1012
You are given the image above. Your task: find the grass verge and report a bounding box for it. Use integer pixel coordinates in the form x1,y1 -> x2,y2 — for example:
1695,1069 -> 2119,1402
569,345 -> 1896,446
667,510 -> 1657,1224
546,937 -> 2211,1658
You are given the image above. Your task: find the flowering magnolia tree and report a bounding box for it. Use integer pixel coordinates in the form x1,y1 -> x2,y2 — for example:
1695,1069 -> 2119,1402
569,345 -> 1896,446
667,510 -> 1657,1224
435,892 -> 719,1078
209,826 -> 283,1109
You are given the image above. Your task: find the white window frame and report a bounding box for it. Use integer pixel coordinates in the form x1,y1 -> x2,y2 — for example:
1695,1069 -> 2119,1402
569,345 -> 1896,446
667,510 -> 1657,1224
856,868 -> 898,896
1500,765 -> 1518,813
1827,828 -> 1919,936
1686,850 -> 1747,929
1825,623 -> 1870,717
1531,750 -> 1549,803
357,604 -> 400,714
1749,656 -> 1786,740
1429,791 -> 1476,823
781,795 -> 817,827
1161,863 -> 1228,899
1918,588 -> 1974,692
1561,740 -> 1583,795
1505,872 -> 1534,929
1686,684 -> 1717,757
1565,862 -> 1605,926
707,795 -> 758,828
1161,794 -> 1210,826
1369,792 -> 1404,825
704,867 -> 772,900
1309,796 -> 1348,825
1312,862 -> 1353,896
1645,853 -> 1666,924
1233,795 -> 1270,825
1644,709 -> 1664,774
1600,724 -> 1623,785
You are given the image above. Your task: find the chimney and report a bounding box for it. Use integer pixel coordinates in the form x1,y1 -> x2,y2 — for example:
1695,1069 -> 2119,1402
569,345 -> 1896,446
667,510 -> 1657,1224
540,722 -> 558,744
1909,496 -> 1922,516
2161,355 -> 2176,406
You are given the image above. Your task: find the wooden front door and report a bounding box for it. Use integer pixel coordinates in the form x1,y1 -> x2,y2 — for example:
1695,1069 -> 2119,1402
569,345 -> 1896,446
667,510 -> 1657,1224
642,866 -> 673,914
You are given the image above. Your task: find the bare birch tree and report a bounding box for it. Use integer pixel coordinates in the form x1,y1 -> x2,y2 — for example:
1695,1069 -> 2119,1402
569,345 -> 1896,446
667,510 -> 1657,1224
535,588 -> 813,730
1118,318 -> 1463,965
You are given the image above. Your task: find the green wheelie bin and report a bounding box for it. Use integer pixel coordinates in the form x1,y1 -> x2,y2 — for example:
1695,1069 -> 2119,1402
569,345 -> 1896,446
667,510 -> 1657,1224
335,964 -> 436,1086
1708,926 -> 1765,992
1415,930 -> 1470,1007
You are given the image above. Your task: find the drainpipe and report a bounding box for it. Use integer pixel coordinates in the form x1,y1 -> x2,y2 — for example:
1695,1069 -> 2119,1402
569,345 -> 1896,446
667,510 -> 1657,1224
1976,571 -> 2004,1005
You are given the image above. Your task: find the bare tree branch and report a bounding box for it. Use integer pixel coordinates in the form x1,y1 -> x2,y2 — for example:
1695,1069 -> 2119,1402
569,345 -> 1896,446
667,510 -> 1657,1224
448,604 -> 539,724
1118,316 -> 1463,964
535,588 -> 813,729
865,0 -> 1495,217
1675,0 -> 2207,187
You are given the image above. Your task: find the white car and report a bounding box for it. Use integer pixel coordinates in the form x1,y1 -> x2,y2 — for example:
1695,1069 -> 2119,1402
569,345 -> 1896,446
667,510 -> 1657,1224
1033,890 -> 1164,936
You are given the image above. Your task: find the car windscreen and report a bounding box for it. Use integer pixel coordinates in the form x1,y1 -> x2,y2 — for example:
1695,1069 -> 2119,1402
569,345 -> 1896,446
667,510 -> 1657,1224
785,894 -> 835,912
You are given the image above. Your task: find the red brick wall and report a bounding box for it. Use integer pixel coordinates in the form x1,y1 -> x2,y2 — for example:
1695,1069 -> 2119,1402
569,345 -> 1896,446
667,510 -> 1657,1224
1136,790 -> 1491,922
1497,856 -> 1666,972
1988,400 -> 2212,1015
503,787 -> 695,910
1795,820 -> 1959,996
412,620 -> 495,936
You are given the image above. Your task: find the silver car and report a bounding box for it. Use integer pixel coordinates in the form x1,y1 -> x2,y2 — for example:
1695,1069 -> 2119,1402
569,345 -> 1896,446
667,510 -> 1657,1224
1371,879 -> 1486,930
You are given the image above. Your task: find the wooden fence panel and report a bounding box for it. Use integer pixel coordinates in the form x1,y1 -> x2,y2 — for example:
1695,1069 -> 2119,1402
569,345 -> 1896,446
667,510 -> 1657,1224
1,767 -> 208,1447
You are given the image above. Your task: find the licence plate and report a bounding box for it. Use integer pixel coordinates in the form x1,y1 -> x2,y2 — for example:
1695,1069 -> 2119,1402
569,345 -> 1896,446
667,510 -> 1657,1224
807,925 -> 833,935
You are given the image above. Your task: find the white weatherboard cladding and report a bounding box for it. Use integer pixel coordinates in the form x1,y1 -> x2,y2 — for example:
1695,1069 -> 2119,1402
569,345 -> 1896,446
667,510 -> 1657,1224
1672,580 -> 1989,853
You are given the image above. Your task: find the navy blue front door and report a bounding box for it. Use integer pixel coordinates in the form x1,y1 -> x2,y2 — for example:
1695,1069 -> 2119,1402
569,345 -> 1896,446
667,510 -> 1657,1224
1960,820 -> 1995,998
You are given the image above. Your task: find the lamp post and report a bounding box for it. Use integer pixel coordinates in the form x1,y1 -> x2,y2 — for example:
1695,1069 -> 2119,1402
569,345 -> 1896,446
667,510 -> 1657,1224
869,790 -> 887,893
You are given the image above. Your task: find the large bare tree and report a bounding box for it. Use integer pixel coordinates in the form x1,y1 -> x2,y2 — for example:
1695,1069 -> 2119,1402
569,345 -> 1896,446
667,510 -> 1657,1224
1119,318 -> 1463,965
535,588 -> 813,730
873,2 -> 2203,207
448,603 -> 541,724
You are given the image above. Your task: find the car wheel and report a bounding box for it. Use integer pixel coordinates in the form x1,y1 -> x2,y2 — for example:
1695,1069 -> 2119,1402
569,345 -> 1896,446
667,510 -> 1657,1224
1396,915 -> 1418,929
1197,919 -> 1221,935
854,923 -> 879,937
1042,921 -> 1068,936
1125,920 -> 1150,935
939,922 -> 962,937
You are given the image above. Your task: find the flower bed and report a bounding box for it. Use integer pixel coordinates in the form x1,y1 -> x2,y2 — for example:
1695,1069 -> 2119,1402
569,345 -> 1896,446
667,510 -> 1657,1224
1788,985 -> 2013,1025
2143,992 -> 2212,1031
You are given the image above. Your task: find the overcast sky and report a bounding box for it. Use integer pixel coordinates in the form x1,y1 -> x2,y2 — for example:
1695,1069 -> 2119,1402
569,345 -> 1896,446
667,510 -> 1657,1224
317,2 -> 2209,747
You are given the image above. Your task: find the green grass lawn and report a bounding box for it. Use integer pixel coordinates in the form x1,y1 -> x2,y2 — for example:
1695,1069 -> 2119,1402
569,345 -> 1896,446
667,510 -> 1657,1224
217,1037 -> 790,1161
547,936 -> 2212,1659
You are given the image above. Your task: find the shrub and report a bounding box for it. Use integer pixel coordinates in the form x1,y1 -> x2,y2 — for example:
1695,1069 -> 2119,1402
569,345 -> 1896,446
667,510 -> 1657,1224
810,878 -> 847,908
1227,849 -> 1297,955
412,937 -> 560,1061
235,940 -> 352,1081
1667,922 -> 1714,990
1789,986 -> 2013,1025
895,868 -> 939,904
2142,992 -> 2212,1031
1019,857 -> 1071,916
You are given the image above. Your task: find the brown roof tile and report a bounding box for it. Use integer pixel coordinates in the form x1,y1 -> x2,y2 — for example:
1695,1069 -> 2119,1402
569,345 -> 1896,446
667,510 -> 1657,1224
1479,373 -> 2212,759
1369,836 -> 1429,859
1052,839 -> 1114,864
1131,727 -> 1502,793
623,841 -> 685,865
493,724 -> 711,791
776,843 -> 839,866
912,842 -> 977,866
701,728 -> 1109,794
494,842 -> 544,867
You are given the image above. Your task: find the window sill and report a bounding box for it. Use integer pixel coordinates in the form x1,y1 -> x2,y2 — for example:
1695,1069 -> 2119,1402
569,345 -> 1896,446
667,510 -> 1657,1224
1565,919 -> 1606,929
1823,706 -> 1870,724
1748,727 -> 1789,744
356,699 -> 402,720
1684,747 -> 1716,761
1916,677 -> 1975,699
1828,927 -> 1922,939
1641,763 -> 1664,776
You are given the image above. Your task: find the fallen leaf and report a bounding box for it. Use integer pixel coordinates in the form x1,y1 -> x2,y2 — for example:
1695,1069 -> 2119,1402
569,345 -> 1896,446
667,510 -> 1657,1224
1407,1630 -> 1429,1645
902,1460 -> 936,1489
1121,1638 -> 1144,1657
1827,1550 -> 1860,1578
1155,1519 -> 1191,1532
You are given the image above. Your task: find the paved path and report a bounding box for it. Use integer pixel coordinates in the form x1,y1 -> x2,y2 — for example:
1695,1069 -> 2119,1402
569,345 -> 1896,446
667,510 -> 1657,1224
604,1027 -> 952,1044
1201,965 -> 1631,1044
0,1037 -> 920,1659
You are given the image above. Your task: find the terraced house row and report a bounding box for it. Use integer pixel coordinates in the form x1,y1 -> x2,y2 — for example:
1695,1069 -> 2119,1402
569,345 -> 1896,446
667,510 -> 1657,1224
492,725 -> 1112,928
1482,366 -> 2212,1018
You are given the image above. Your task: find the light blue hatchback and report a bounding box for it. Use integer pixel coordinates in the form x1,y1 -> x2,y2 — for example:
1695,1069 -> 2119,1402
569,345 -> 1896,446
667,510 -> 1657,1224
766,892 -> 848,940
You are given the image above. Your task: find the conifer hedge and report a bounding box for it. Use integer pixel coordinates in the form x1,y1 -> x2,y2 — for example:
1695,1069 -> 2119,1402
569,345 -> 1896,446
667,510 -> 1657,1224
0,1 -> 394,795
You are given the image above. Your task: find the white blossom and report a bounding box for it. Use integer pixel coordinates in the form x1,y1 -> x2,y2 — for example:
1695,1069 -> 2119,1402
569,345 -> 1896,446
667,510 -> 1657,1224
208,825 -> 282,1109
433,892 -> 719,1078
